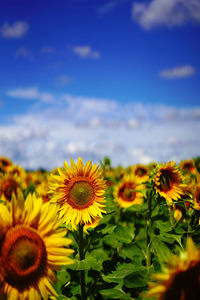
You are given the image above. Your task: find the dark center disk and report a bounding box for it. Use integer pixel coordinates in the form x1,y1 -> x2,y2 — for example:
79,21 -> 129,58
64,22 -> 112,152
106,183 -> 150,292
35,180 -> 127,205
159,170 -> 172,192
69,181 -> 94,207
1,179 -> 19,201
119,183 -> 136,202
2,226 -> 47,291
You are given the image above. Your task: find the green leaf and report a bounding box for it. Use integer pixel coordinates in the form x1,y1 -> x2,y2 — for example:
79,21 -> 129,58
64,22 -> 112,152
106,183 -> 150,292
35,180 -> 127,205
154,221 -> 172,233
101,223 -> 117,235
67,255 -> 97,271
102,263 -> 145,284
56,295 -> 74,300
124,274 -> 148,288
151,238 -> 171,264
120,243 -> 144,260
112,225 -> 135,244
54,267 -> 70,294
127,203 -> 147,212
100,284 -> 130,299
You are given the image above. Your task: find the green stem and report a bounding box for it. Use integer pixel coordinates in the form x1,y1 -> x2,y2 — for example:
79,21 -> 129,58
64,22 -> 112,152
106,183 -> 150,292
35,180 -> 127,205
146,191 -> 152,269
78,224 -> 86,300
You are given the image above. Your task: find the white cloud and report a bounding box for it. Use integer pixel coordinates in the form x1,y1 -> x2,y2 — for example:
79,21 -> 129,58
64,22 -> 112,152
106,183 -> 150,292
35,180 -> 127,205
40,47 -> 55,54
6,88 -> 55,103
97,0 -> 130,16
1,90 -> 200,169
0,21 -> 29,38
97,1 -> 118,15
71,45 -> 100,59
132,0 -> 200,30
15,47 -> 34,61
160,65 -> 196,78
55,75 -> 70,86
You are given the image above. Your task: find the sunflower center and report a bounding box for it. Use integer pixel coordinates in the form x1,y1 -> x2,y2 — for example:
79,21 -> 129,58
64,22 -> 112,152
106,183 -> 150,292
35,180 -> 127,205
135,167 -> 147,177
159,171 -> 172,191
119,183 -> 136,202
1,179 -> 19,201
69,181 -> 94,207
183,162 -> 193,171
1,225 -> 47,291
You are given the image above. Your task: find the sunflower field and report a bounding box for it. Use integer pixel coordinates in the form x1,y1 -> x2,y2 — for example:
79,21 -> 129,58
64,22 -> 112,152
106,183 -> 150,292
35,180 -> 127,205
0,156 -> 200,300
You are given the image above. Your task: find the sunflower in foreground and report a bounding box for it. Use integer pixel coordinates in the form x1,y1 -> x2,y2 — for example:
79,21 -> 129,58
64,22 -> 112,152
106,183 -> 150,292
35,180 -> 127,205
49,157 -> 106,230
0,193 -> 73,300
114,174 -> 144,208
153,162 -> 185,204
145,237 -> 200,300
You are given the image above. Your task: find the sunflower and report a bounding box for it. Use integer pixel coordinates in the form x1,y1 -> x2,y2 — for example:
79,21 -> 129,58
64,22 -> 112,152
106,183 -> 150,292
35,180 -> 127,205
181,159 -> 196,175
0,192 -> 73,300
48,157 -> 106,230
192,175 -> 200,211
6,164 -> 27,179
145,237 -> 200,300
132,164 -> 149,182
114,174 -> 144,208
153,162 -> 185,204
0,173 -> 25,202
0,157 -> 12,172
36,177 -> 51,203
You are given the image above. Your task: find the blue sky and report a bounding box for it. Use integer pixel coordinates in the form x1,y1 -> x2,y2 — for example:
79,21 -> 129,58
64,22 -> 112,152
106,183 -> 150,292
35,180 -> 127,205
0,0 -> 200,169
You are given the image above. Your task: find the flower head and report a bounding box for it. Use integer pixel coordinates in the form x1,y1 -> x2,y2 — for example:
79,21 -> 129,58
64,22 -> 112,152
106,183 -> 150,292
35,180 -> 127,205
114,174 -> 144,208
132,164 -> 149,182
49,157 -> 106,230
0,173 -> 25,202
0,157 -> 12,173
145,237 -> 200,300
181,159 -> 196,175
0,193 -> 73,300
153,162 -> 185,204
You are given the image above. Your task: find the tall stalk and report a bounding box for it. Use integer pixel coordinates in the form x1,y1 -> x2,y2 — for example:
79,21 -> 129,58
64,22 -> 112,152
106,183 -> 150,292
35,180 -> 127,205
146,190 -> 152,269
78,224 -> 86,300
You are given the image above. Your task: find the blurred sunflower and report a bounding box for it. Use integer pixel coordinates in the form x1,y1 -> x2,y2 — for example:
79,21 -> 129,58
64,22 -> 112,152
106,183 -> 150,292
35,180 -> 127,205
0,193 -> 73,300
153,162 -> 185,204
6,164 -> 27,179
0,173 -> 25,202
49,157 -> 106,230
114,174 -> 144,208
181,159 -> 196,175
173,186 -> 192,221
0,157 -> 12,172
145,237 -> 200,300
192,175 -> 200,211
36,177 -> 51,203
132,164 -> 149,182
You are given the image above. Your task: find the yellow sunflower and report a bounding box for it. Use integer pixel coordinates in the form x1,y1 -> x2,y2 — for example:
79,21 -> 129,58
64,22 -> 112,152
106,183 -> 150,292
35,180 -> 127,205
0,173 -> 26,202
181,159 -> 196,175
145,237 -> 200,300
192,175 -> 200,211
114,174 -> 144,208
36,177 -> 51,203
48,157 -> 106,230
153,162 -> 185,204
132,164 -> 149,182
0,157 -> 12,172
0,192 -> 73,300
6,164 -> 27,179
